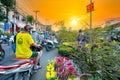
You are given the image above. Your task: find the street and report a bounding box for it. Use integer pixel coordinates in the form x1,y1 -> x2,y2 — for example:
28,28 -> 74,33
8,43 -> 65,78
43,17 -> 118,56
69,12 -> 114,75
1,44 -> 59,80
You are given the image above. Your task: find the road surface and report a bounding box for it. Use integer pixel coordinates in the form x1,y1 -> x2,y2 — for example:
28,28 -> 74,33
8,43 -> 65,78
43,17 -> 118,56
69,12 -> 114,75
1,44 -> 59,80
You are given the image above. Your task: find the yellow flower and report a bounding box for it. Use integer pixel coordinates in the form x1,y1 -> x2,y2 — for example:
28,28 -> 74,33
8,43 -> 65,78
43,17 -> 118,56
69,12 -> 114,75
63,42 -> 70,46
47,63 -> 54,71
85,43 -> 91,48
51,61 -> 55,65
47,65 -> 51,71
51,67 -> 54,71
68,78 -> 72,80
46,72 -> 51,79
51,71 -> 56,78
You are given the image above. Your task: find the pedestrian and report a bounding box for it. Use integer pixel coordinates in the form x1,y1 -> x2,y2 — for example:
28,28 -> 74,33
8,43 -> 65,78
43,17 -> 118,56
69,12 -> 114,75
77,29 -> 87,50
44,31 -> 50,39
15,25 -> 42,69
31,29 -> 38,43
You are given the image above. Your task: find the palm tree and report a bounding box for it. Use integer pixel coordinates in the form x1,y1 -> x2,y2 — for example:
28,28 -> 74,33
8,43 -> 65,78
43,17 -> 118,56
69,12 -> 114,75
26,15 -> 34,25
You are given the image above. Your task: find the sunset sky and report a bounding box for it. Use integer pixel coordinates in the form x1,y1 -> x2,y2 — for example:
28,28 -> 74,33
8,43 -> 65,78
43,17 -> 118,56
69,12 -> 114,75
17,0 -> 120,30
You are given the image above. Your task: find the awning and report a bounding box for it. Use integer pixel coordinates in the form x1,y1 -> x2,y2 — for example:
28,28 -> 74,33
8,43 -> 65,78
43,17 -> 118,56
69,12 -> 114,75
17,23 -> 25,28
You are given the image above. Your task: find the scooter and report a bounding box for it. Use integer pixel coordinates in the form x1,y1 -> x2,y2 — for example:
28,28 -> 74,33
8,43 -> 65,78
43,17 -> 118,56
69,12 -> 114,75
1,36 -> 10,46
0,40 -> 5,62
43,38 -> 58,52
44,39 -> 54,51
0,46 -> 42,80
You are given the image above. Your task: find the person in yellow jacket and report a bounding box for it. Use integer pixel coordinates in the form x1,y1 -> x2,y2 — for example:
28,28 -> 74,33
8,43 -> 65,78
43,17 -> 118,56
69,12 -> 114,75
15,25 -> 42,69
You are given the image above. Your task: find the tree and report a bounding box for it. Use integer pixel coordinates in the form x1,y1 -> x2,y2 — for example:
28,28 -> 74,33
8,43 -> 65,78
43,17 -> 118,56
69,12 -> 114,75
26,15 -> 34,25
0,7 -> 6,21
59,26 -> 67,32
54,20 -> 65,30
46,25 -> 52,32
0,0 -> 14,22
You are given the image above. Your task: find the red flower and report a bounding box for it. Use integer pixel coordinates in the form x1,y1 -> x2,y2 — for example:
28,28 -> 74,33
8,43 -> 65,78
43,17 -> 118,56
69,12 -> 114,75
64,57 -> 70,61
55,56 -> 64,66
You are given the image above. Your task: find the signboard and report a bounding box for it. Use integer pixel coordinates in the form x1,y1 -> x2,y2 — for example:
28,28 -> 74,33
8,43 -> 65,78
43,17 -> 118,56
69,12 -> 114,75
87,2 -> 94,13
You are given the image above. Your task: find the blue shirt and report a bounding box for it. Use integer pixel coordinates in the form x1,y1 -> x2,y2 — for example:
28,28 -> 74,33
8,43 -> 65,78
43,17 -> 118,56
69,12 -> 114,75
4,22 -> 10,31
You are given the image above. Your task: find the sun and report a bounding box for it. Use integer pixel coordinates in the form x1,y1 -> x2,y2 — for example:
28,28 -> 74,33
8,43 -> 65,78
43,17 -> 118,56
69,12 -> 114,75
71,20 -> 77,25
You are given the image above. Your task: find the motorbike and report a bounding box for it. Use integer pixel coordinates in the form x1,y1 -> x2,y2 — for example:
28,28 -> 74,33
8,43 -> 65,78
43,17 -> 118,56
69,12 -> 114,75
0,46 -> 42,80
0,40 -> 5,62
41,37 -> 58,52
43,39 -> 55,51
0,35 -> 10,46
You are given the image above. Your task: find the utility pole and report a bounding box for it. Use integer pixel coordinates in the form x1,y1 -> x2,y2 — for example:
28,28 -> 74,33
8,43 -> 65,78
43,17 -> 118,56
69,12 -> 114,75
33,10 -> 40,29
90,0 -> 93,46
33,10 -> 40,23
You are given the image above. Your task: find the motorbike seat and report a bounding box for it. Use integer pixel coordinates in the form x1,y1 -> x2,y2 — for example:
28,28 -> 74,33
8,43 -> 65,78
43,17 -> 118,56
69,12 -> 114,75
0,58 -> 30,69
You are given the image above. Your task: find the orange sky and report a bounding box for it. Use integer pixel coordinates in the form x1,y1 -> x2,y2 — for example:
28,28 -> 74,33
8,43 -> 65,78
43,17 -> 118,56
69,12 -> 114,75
17,0 -> 120,30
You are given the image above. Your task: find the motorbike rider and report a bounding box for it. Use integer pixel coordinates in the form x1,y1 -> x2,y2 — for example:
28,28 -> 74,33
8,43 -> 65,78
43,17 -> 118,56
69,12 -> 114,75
15,25 -> 42,69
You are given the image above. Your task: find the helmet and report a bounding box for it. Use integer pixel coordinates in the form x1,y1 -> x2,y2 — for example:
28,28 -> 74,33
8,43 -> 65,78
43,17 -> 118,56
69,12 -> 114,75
79,29 -> 82,33
24,25 -> 33,31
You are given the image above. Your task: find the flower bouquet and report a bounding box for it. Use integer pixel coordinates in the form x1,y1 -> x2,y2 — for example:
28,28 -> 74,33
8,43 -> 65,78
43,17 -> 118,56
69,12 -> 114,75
46,60 -> 57,80
46,56 -> 78,80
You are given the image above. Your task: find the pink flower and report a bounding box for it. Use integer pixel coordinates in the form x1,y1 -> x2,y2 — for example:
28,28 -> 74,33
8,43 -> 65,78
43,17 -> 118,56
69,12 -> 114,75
67,62 -> 72,66
55,56 -> 64,66
55,56 -> 77,78
67,66 -> 77,76
64,57 -> 70,61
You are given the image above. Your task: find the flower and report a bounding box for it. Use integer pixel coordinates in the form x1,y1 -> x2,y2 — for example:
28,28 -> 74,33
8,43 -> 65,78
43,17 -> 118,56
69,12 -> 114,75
46,72 -> 51,79
51,71 -> 56,78
63,42 -> 70,46
55,56 -> 64,66
46,57 -> 77,80
46,60 -> 56,80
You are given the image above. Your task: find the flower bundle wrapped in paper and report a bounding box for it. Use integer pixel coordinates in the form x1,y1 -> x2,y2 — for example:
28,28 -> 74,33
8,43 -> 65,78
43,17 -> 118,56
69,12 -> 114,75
46,56 -> 78,80
55,56 -> 77,80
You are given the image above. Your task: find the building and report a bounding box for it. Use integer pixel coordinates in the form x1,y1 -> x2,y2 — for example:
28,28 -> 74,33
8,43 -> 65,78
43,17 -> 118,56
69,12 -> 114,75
0,2 -> 44,34
105,18 -> 120,28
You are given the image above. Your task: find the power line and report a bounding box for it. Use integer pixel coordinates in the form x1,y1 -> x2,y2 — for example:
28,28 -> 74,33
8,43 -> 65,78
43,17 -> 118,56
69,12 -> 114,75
16,2 -> 34,16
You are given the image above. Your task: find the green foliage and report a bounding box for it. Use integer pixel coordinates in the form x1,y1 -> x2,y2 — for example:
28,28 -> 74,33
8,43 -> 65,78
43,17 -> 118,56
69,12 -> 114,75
102,25 -> 114,32
59,26 -> 67,32
0,7 -> 6,21
0,0 -> 14,21
46,25 -> 52,31
26,15 -> 34,24
57,25 -> 120,79
58,30 -> 78,42
58,39 -> 120,79
0,0 -> 14,9
58,45 -> 74,57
